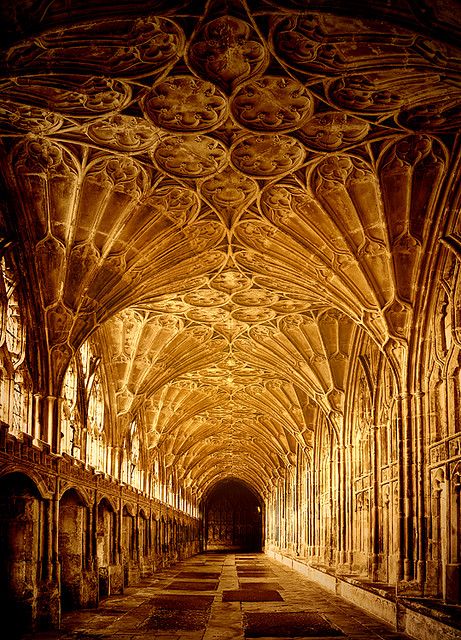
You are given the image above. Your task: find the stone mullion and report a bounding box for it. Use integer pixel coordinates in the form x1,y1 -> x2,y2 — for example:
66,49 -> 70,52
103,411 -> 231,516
447,372 -> 459,437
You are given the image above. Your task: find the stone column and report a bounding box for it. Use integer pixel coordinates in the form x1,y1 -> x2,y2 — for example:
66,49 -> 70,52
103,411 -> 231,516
45,498 -> 54,581
414,390 -> 426,589
294,455 -> 300,555
43,395 -> 60,452
32,393 -> 41,443
135,507 -> 140,563
338,443 -> 348,568
37,492 -> 61,629
52,492 -> 60,583
346,443 -> 354,569
371,423 -> 380,581
396,391 -> 414,584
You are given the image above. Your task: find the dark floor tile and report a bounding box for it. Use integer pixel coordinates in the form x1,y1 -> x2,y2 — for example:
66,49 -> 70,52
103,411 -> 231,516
243,611 -> 345,638
149,594 -> 214,609
223,589 -> 283,602
142,607 -> 210,631
166,580 -> 218,591
240,582 -> 284,591
177,571 -> 220,579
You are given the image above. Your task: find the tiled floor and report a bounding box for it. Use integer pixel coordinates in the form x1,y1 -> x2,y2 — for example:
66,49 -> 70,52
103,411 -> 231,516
21,553 -> 413,639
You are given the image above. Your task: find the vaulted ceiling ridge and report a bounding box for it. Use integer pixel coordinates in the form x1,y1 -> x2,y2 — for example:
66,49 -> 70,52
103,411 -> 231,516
149,394 -> 230,447
178,424 -> 286,468
184,448 -> 274,497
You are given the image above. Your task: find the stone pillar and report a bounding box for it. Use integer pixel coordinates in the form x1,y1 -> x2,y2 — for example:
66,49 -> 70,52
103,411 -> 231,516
52,493 -> 60,582
346,443 -> 354,569
135,507 -> 140,563
414,390 -> 427,589
329,446 -> 335,565
396,391 -> 415,585
42,395 -> 60,452
45,498 -> 54,581
32,393 -> 42,443
371,423 -> 380,581
338,443 -> 348,568
46,491 -> 61,628
294,457 -> 300,555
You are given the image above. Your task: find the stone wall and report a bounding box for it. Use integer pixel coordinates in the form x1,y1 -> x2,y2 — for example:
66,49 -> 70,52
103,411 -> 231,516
0,424 -> 201,635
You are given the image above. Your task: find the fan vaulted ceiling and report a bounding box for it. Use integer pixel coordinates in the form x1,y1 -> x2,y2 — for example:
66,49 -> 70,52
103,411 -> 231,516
0,0 -> 460,498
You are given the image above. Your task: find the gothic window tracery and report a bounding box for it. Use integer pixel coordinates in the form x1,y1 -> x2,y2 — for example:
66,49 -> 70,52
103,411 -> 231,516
122,418 -> 143,490
354,372 -> 372,478
80,341 -> 92,385
87,371 -> 106,471
3,258 -> 25,366
61,340 -> 107,471
12,370 -> 32,435
428,254 -> 461,444
0,256 -> 30,436
61,358 -> 80,457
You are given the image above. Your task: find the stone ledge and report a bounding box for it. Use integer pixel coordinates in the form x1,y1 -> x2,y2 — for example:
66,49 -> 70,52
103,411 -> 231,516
266,550 -> 461,640
398,600 -> 461,640
400,598 -> 461,633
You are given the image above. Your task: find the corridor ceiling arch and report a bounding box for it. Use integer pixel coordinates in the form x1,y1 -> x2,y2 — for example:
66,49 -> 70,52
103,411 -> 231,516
0,0 -> 460,502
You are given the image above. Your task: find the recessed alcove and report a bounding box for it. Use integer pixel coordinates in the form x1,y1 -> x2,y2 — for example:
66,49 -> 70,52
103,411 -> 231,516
203,479 -> 263,553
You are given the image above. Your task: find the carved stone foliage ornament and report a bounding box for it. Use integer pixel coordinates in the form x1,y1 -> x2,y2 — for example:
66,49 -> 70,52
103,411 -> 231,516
187,16 -> 269,92
230,76 -> 313,132
297,112 -> 369,151
6,16 -> 185,78
1,76 -> 132,117
199,167 -> 258,227
153,135 -> 228,177
86,115 -> 161,152
145,76 -> 228,132
231,134 -> 305,177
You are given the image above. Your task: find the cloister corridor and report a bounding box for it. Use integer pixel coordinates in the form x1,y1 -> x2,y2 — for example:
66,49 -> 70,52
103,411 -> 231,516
20,552 -> 414,640
1,0 -> 461,638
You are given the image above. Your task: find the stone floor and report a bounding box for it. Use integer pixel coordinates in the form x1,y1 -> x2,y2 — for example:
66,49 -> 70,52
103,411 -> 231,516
21,553 -> 413,640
